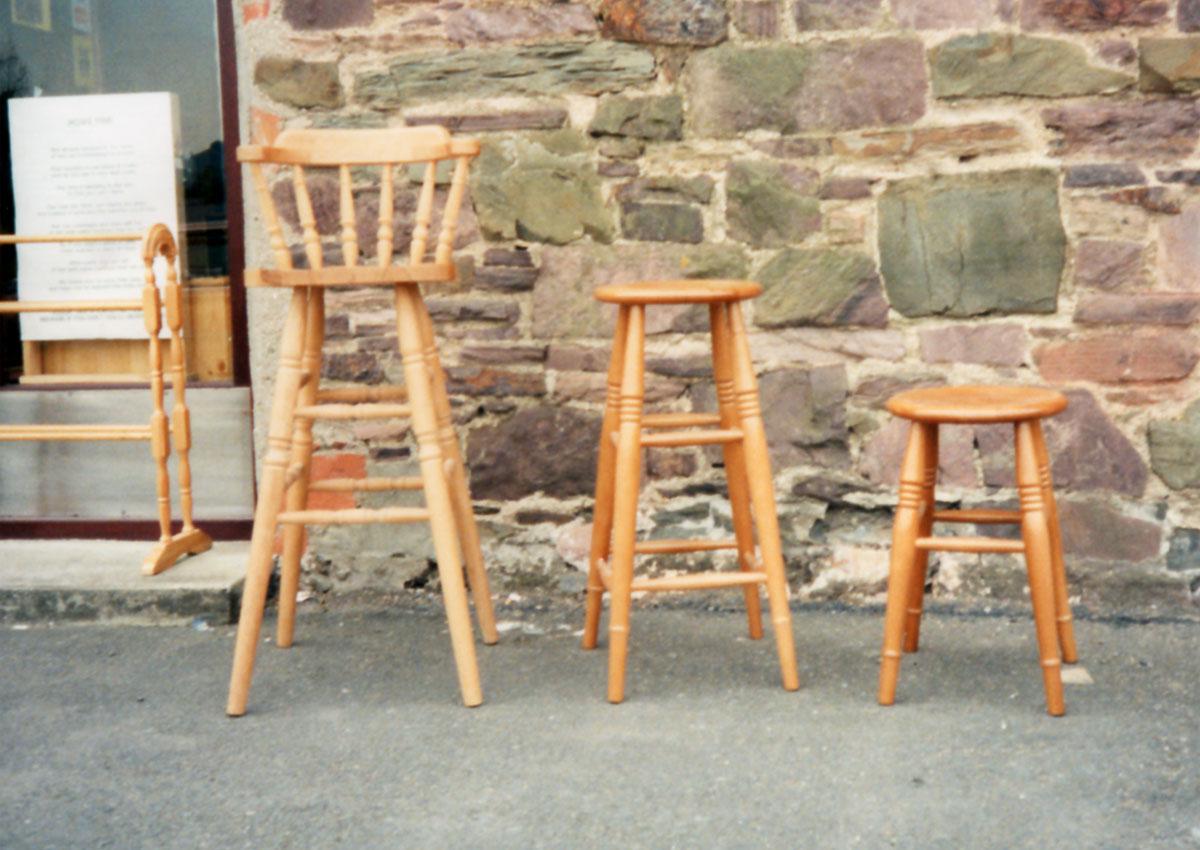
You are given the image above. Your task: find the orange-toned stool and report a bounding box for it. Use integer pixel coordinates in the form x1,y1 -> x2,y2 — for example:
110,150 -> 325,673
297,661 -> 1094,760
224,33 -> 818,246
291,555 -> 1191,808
877,385 -> 1079,716
581,279 -> 799,703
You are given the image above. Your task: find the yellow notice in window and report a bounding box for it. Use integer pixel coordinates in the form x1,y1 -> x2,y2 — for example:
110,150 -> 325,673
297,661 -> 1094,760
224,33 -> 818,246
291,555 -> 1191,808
73,35 -> 96,90
11,0 -> 51,31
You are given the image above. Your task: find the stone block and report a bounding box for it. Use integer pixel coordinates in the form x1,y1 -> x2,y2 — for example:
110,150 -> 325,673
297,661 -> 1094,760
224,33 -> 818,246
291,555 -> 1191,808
734,1 -> 778,38
405,110 -> 568,133
931,34 -> 1132,99
1159,203 -> 1200,291
1140,38 -> 1200,92
600,0 -> 728,45
1183,0 -> 1200,31
1058,499 -> 1161,562
819,177 -> 873,200
687,39 -> 926,138
355,42 -> 655,108
616,176 -> 715,204
534,244 -> 749,338
725,160 -> 820,248
1035,332 -> 1198,383
442,4 -> 596,44
471,136 -> 613,246
892,0 -> 991,28
831,122 -> 1026,160
1167,528 -> 1200,570
755,249 -> 888,328
1021,0 -> 1168,30
1074,293 -> 1200,325
1074,239 -> 1143,290
794,0 -> 882,29
1063,163 -> 1146,187
620,203 -> 704,243
878,170 -> 1064,317
590,95 -> 684,140
254,58 -> 343,109
918,323 -> 1027,367
466,406 -> 600,500
445,366 -> 546,397
1042,100 -> 1200,158
860,419 -> 977,488
1149,400 -> 1200,489
283,0 -> 372,29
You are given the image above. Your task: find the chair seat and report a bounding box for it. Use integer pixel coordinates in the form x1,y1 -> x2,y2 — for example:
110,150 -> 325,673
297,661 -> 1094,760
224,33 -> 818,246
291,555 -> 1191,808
886,385 -> 1067,424
594,279 -> 762,305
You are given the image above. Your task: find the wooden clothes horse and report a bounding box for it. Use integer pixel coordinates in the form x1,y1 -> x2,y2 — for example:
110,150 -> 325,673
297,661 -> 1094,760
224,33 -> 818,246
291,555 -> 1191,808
0,225 -> 212,575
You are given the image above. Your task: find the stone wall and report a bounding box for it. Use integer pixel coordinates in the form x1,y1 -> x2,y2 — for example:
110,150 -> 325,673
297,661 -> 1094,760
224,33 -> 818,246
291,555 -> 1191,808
235,0 -> 1200,615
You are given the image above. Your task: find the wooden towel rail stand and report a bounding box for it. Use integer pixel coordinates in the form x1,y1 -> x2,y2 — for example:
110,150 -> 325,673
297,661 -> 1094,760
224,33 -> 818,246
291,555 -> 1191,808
0,225 -> 212,574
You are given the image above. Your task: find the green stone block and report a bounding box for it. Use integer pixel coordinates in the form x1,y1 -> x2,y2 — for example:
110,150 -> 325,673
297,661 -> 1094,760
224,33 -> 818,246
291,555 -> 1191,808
1150,401 -> 1200,490
725,159 -> 820,248
878,170 -> 1064,318
590,95 -> 684,140
1140,37 -> 1200,94
931,34 -> 1132,99
756,248 -> 887,327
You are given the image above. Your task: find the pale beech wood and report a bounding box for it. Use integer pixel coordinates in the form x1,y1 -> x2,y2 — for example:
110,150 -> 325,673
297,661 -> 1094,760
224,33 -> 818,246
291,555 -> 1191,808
227,288 -> 310,717
229,125 -> 491,713
277,288 -> 324,648
633,538 -> 738,554
594,279 -> 763,305
415,291 -> 497,646
246,264 -> 456,288
606,304 -> 645,703
641,412 -> 722,429
338,164 -> 358,265
316,386 -> 407,403
902,426 -> 938,654
1016,420 -> 1067,716
878,387 -> 1073,716
914,536 -> 1026,554
308,476 -> 424,493
293,402 -> 412,420
727,301 -> 799,691
396,284 -> 482,706
636,427 -> 743,447
887,385 -> 1068,424
932,508 -> 1022,524
277,507 -> 432,525
0,226 -> 210,575
878,422 -> 932,706
632,571 -> 768,592
0,424 -> 151,440
710,301 -> 763,641
20,340 -> 42,376
0,299 -> 142,313
583,305 -> 628,651
1032,420 -> 1078,665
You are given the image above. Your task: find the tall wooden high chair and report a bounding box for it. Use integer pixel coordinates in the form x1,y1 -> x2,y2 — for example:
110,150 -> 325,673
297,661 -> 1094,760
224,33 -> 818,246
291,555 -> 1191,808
582,280 -> 800,703
877,385 -> 1078,716
0,225 -> 211,575
227,126 -> 498,716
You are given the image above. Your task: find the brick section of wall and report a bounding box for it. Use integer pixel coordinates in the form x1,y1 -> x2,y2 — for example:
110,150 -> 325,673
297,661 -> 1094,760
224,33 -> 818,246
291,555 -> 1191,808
235,0 -> 1200,614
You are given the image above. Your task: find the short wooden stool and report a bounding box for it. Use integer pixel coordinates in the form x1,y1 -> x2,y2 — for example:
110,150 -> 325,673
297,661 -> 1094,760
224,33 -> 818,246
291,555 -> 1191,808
877,385 -> 1078,716
582,280 -> 799,703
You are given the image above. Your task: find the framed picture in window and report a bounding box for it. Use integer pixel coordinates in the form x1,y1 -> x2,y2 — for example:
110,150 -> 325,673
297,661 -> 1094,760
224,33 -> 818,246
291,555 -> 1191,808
73,35 -> 96,89
11,0 -> 51,31
72,0 -> 91,33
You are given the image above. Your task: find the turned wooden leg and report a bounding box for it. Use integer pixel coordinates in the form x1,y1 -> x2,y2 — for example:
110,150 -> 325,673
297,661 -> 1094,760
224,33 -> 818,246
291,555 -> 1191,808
416,292 -> 498,646
878,421 -> 933,706
1016,420 -> 1066,717
396,285 -> 483,707
606,305 -> 645,704
727,302 -> 799,691
583,305 -> 629,651
903,426 -> 939,653
710,303 -> 763,641
227,289 -> 311,717
277,289 -> 324,648
1031,419 -> 1078,665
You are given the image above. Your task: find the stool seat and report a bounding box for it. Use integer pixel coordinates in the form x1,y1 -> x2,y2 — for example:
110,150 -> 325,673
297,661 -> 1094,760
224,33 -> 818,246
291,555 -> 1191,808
886,385 -> 1067,424
594,279 -> 762,305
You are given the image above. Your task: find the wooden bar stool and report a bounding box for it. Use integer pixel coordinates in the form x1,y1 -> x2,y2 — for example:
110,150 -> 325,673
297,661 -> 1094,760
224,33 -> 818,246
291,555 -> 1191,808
877,385 -> 1078,716
226,126 -> 498,715
582,279 -> 799,703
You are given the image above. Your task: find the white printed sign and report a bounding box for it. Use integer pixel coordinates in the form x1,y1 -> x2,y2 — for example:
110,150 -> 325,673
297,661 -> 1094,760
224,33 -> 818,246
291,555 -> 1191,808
9,92 -> 180,339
